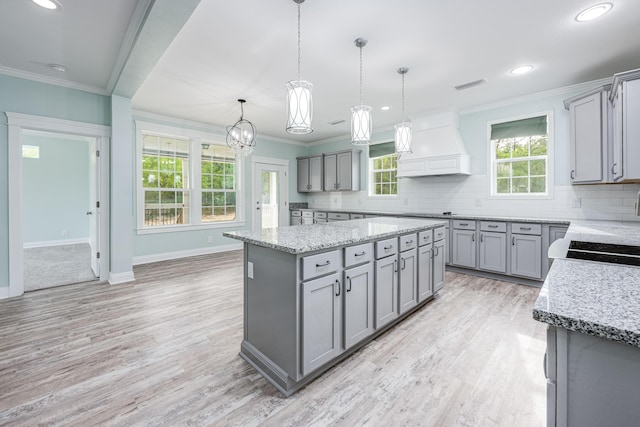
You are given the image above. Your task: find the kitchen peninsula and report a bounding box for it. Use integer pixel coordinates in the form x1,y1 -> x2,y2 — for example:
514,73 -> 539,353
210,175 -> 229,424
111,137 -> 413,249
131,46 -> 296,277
224,217 -> 447,396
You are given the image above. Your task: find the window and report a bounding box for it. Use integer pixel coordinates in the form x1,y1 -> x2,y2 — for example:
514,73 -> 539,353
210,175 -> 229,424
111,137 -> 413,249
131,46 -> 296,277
369,141 -> 398,196
136,121 -> 243,232
489,114 -> 551,197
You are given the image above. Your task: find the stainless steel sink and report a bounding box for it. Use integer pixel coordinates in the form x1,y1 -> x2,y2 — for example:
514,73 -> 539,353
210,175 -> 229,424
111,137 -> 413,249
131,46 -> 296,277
565,240 -> 640,267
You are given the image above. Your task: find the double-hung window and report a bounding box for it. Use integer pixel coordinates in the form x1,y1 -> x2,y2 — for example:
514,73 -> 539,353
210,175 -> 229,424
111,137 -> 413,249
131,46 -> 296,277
489,113 -> 552,197
369,141 -> 398,197
136,121 -> 243,232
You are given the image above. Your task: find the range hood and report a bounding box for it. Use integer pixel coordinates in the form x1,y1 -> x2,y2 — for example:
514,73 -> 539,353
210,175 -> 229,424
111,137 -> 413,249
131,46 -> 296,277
397,111 -> 471,177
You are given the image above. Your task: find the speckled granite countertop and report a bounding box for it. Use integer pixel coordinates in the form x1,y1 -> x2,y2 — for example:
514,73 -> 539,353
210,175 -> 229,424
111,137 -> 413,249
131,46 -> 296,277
290,207 -> 570,225
533,220 -> 640,348
224,217 -> 447,254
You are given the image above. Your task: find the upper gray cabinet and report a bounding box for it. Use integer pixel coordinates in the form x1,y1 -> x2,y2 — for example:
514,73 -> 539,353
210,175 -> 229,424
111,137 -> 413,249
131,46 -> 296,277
297,155 -> 323,193
610,69 -> 640,182
564,86 -> 610,184
323,149 -> 361,191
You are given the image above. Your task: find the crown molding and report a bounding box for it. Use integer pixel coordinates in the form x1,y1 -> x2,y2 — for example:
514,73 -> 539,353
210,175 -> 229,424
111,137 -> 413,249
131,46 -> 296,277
0,66 -> 109,96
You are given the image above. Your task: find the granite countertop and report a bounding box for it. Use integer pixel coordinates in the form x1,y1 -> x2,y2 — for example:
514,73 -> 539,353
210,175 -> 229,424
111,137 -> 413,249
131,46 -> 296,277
533,220 -> 640,348
223,217 -> 447,254
289,207 -> 570,225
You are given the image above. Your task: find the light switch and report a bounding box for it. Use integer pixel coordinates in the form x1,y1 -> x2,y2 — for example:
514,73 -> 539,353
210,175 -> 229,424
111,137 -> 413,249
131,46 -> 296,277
247,261 -> 254,279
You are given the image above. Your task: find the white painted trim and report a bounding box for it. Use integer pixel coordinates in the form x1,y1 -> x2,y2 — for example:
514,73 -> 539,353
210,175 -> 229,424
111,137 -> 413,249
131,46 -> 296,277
0,66 -> 109,96
108,271 -> 136,285
251,158 -> 290,232
0,287 -> 9,300
251,156 -> 290,166
136,222 -> 246,235
24,238 -> 90,249
6,112 -> 111,298
132,243 -> 243,265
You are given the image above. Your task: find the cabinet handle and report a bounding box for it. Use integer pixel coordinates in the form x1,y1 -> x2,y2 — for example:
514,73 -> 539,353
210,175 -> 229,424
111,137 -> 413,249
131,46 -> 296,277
430,248 -> 434,258
384,245 -> 393,251
480,233 -> 484,243
472,233 -> 475,242
346,276 -> 352,292
611,162 -> 617,176
335,279 -> 341,296
460,223 -> 468,226
394,259 -> 398,273
543,351 -> 548,379
401,257 -> 406,270
570,170 -> 575,180
405,240 -> 413,245
434,246 -> 439,256
512,236 -> 515,246
316,260 -> 331,268
520,227 -> 532,231
488,225 -> 498,228
354,251 -> 366,257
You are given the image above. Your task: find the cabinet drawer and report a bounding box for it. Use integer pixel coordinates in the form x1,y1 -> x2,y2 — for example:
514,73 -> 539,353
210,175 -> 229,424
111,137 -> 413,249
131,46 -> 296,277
301,210 -> 313,218
434,227 -> 446,241
418,230 -> 433,246
480,221 -> 506,232
399,233 -> 417,251
328,212 -> 349,221
301,250 -> 340,281
350,213 -> 365,219
313,218 -> 328,224
511,223 -> 542,235
344,242 -> 373,267
375,237 -> 398,259
453,220 -> 476,230
314,211 -> 327,219
291,210 -> 302,217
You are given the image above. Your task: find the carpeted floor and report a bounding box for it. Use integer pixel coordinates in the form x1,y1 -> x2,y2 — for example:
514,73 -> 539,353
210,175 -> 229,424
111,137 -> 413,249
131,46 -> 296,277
24,243 -> 97,292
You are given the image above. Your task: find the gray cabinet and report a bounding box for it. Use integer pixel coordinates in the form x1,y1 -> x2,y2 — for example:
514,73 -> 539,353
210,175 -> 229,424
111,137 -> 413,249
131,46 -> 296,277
398,247 -> 417,314
343,263 -> 374,349
297,155 -> 323,193
301,272 -> 342,376
510,231 -> 542,280
479,231 -> 507,273
417,243 -> 433,302
374,251 -> 398,329
452,229 -> 476,268
565,87 -> 609,184
610,69 -> 640,182
323,149 -> 361,191
433,237 -> 445,293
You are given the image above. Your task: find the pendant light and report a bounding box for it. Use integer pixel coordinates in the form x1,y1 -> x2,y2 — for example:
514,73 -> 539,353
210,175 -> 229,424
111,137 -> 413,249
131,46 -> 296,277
394,67 -> 412,155
226,99 -> 256,157
351,38 -> 372,145
286,0 -> 313,134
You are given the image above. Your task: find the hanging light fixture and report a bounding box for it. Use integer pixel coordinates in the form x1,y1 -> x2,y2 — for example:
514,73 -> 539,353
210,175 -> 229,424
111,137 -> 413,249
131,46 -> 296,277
286,0 -> 313,134
394,67 -> 412,155
226,99 -> 256,157
351,38 -> 372,145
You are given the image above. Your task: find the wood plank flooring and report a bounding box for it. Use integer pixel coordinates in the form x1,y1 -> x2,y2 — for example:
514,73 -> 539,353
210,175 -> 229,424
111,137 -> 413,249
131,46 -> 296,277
0,251 -> 548,426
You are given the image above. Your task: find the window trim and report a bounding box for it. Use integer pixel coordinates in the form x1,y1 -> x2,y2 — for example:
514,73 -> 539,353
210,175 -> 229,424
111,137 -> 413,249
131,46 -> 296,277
368,141 -> 399,198
486,111 -> 554,200
135,121 -> 245,234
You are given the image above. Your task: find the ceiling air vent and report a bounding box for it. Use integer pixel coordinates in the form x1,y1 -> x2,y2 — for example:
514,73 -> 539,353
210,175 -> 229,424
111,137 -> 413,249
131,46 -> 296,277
454,79 -> 487,91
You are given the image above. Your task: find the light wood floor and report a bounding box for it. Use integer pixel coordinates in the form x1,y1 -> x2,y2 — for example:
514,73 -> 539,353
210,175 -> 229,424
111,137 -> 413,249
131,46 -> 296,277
0,251 -> 548,426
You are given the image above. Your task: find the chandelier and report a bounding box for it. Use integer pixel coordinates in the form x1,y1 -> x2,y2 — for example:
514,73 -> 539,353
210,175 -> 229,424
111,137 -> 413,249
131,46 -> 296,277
226,99 -> 256,157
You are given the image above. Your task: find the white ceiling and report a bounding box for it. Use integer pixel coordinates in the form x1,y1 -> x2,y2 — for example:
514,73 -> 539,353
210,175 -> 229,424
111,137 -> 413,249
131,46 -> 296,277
3,0 -> 640,144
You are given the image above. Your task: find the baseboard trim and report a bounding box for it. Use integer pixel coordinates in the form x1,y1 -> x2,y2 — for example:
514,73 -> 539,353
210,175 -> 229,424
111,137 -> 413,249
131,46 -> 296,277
132,243 -> 243,266
109,271 -> 135,285
24,238 -> 90,249
0,287 -> 9,300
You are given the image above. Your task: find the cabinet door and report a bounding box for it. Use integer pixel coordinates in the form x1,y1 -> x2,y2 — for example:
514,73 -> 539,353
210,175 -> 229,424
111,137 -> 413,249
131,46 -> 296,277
301,272 -> 342,376
297,157 -> 310,192
433,240 -> 445,293
569,92 -> 604,183
510,234 -> 542,279
398,248 -> 418,314
344,263 -> 374,349
417,244 -> 433,302
611,85 -> 624,182
549,226 -> 568,244
452,229 -> 476,268
444,227 -> 450,264
374,255 -> 398,329
479,231 -> 507,273
308,155 -> 323,192
323,153 -> 337,191
336,151 -> 353,190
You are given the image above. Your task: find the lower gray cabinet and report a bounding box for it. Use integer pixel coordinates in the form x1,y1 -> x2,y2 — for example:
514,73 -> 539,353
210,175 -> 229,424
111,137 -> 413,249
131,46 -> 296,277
433,239 -> 445,292
510,234 -> 542,279
398,247 -> 418,314
343,263 -> 374,350
374,255 -> 398,329
301,272 -> 342,376
479,231 -> 507,273
452,229 -> 476,268
417,243 -> 433,302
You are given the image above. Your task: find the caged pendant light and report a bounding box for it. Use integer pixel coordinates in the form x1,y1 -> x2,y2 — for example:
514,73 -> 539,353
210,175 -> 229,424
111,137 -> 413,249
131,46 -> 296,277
351,38 -> 372,145
286,0 -> 313,134
394,67 -> 412,155
226,99 -> 256,157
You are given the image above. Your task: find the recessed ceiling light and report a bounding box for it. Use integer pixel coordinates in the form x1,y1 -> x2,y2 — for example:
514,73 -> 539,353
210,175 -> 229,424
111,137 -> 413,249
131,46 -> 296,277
32,0 -> 62,10
49,63 -> 67,73
576,3 -> 612,22
381,106 -> 391,111
511,65 -> 534,75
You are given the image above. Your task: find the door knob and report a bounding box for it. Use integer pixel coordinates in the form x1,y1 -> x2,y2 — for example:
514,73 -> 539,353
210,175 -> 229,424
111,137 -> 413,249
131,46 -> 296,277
86,211 -> 93,215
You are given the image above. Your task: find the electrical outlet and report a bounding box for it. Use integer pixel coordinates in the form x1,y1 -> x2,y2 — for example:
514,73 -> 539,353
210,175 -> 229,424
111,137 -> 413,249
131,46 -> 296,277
572,198 -> 582,208
61,229 -> 68,237
247,261 -> 254,279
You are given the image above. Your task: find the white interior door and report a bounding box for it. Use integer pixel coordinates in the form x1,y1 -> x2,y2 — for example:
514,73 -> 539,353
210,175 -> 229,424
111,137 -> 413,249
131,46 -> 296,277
88,138 -> 99,276
253,161 -> 288,232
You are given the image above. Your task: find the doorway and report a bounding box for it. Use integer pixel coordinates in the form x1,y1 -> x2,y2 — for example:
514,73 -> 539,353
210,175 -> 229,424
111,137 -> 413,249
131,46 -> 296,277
251,157 -> 289,232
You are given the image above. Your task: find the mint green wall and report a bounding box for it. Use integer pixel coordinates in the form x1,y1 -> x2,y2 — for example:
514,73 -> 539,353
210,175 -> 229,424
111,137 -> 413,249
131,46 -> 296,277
22,134 -> 90,243
0,74 -> 110,287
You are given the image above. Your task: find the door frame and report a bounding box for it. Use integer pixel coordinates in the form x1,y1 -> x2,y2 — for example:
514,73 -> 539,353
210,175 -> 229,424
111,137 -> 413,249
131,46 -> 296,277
250,156 -> 289,232
5,112 -> 111,299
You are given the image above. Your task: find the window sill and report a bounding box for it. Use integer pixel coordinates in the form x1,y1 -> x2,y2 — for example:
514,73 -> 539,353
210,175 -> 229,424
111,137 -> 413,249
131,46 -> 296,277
136,221 -> 246,235
368,194 -> 399,199
488,193 -> 553,201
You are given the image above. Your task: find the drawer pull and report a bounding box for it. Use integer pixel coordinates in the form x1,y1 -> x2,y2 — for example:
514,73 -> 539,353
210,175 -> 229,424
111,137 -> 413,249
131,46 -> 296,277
488,225 -> 498,228
384,245 -> 394,250
405,240 -> 413,245
520,227 -> 532,231
459,223 -> 468,226
354,251 -> 367,257
316,260 -> 331,268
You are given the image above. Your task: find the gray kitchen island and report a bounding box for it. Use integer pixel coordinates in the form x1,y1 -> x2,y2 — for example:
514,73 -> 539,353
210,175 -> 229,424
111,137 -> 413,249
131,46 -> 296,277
224,217 -> 447,396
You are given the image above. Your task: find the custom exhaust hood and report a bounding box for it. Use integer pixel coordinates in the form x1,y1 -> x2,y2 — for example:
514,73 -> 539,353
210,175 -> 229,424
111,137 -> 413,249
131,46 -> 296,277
397,111 -> 471,177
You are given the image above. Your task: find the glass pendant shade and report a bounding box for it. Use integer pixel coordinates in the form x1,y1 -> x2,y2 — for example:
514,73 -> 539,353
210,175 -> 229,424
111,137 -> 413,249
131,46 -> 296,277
351,104 -> 372,145
395,121 -> 413,154
286,80 -> 313,134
